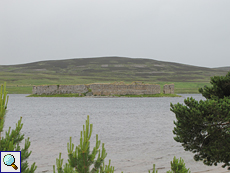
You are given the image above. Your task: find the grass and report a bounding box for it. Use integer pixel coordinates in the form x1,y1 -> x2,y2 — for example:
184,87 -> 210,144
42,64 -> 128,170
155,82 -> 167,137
4,81 -> 210,94
153,81 -> 212,94
5,85 -> 33,94
27,93 -> 83,97
27,93 -> 181,97
112,93 -> 181,97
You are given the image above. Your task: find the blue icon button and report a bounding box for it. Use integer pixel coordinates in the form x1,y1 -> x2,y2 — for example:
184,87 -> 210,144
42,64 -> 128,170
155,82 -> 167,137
3,154 -> 18,170
0,151 -> 21,173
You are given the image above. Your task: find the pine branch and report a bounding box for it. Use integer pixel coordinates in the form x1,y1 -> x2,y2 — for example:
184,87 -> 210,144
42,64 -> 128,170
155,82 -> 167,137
54,115 -> 113,173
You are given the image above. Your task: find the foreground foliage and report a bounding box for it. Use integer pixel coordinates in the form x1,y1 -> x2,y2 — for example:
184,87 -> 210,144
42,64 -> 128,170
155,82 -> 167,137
53,115 -> 114,173
171,71 -> 230,169
149,157 -> 190,173
0,83 -> 37,172
166,157 -> 191,173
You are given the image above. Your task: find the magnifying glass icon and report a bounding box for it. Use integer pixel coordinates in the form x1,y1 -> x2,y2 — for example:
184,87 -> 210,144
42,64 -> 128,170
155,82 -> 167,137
3,154 -> 18,170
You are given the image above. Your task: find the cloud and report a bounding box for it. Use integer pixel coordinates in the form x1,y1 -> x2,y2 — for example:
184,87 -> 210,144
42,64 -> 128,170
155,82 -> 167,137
0,0 -> 229,67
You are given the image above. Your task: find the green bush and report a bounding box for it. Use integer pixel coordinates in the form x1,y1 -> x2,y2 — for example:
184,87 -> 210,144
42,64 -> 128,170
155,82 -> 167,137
53,115 -> 114,173
166,157 -> 191,173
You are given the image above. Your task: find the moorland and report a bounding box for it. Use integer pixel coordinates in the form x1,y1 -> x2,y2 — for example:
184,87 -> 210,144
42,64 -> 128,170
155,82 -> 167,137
0,56 -> 229,94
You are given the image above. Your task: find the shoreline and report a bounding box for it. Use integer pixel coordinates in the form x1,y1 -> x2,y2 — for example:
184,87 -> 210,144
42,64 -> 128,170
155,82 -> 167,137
27,93 -> 182,98
194,168 -> 229,173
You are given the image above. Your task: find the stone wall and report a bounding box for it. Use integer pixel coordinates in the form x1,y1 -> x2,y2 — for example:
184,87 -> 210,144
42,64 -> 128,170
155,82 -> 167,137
33,83 -> 174,96
89,83 -> 160,96
163,84 -> 174,94
32,84 -> 88,95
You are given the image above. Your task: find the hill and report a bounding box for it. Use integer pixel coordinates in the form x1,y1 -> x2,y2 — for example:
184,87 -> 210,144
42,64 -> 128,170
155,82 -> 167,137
212,66 -> 230,71
0,56 -> 228,94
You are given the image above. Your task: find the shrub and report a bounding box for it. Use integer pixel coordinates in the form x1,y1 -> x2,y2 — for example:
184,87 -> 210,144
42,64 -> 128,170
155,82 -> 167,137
166,157 -> 191,173
53,115 -> 114,173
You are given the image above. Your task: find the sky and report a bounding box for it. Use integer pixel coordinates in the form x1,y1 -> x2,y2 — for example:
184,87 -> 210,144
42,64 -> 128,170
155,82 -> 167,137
0,0 -> 230,68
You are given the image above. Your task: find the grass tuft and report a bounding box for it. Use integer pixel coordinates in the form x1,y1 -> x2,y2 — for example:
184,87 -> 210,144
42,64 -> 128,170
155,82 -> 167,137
27,93 -> 181,97
112,93 -> 181,97
27,93 -> 83,97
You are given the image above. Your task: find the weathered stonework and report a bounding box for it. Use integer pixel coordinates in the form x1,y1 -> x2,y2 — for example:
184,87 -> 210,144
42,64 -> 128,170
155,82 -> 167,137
163,84 -> 174,94
32,84 -> 88,95
33,82 -> 174,96
89,83 -> 160,96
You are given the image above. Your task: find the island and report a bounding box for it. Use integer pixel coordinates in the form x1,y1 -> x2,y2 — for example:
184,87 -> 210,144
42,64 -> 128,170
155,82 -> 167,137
28,81 -> 180,97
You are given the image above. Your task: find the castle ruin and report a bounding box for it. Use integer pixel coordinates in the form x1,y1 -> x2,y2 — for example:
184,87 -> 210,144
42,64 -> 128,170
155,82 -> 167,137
163,84 -> 174,94
32,82 -> 174,96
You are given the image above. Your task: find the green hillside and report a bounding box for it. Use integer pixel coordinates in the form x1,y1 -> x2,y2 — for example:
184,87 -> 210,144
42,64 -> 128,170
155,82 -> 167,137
0,57 -> 228,94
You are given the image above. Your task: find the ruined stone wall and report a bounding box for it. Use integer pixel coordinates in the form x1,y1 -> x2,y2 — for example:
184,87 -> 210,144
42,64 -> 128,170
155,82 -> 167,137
89,84 -> 160,96
33,83 -> 174,96
163,84 -> 174,94
32,84 -> 88,95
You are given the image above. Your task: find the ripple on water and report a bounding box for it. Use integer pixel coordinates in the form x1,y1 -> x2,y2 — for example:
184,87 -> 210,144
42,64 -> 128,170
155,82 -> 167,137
4,94 -> 227,173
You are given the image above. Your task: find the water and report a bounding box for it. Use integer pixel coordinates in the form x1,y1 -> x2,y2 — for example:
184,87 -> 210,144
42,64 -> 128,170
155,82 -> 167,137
3,94 -> 229,173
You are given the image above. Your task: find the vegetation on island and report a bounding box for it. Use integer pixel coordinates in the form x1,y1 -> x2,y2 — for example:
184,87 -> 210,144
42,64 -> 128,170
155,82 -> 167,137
4,82 -> 213,94
106,93 -> 181,97
27,93 -> 181,97
27,93 -> 84,97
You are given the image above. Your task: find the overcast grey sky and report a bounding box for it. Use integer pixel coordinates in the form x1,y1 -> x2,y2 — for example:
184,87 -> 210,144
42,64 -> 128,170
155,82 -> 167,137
1,0 -> 229,67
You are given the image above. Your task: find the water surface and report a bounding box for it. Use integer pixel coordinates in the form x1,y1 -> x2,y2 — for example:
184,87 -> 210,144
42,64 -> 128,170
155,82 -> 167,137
4,94 -> 228,173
